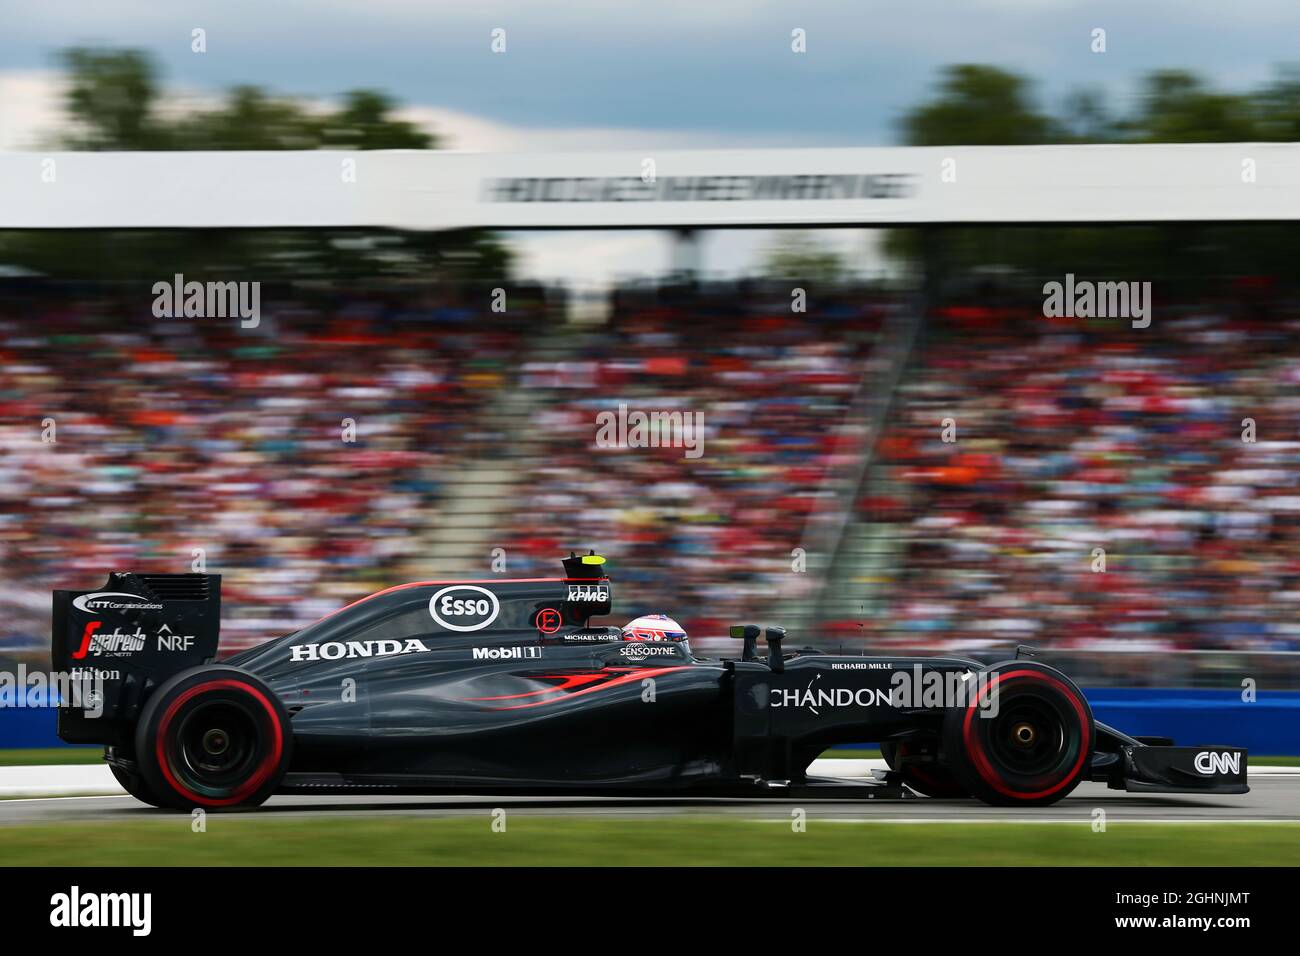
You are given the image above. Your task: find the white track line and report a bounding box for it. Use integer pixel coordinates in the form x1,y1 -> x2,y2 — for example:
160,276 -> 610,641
757,818 -> 1300,825
1,760 -> 1296,799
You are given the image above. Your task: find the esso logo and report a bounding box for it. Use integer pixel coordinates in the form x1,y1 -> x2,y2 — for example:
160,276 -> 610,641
429,585 -> 500,632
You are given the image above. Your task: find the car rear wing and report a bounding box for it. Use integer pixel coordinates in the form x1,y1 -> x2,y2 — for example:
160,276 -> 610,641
52,572 -> 222,746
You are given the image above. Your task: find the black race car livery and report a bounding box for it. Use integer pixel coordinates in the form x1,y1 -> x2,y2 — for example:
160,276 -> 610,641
52,552 -> 1249,809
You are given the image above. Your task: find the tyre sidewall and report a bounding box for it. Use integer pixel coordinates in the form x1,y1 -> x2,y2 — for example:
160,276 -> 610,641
135,665 -> 292,811
943,661 -> 1093,807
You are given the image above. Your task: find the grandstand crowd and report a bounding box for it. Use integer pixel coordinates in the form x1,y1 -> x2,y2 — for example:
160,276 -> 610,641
3,279 -> 1298,662
0,286 -> 532,650
502,284 -> 891,638
868,295 -> 1300,654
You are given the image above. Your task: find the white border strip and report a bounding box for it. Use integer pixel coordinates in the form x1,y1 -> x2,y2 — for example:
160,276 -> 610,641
4,144 -> 1300,229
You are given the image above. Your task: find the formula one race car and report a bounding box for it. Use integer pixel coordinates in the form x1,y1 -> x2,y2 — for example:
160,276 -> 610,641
52,553 -> 1249,810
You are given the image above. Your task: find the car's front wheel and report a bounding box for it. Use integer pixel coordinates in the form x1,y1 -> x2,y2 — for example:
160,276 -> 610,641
135,666 -> 292,811
942,661 -> 1093,807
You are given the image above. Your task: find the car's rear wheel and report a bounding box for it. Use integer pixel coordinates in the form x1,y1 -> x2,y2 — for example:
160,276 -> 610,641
942,661 -> 1093,807
880,738 -> 969,798
135,666 -> 292,811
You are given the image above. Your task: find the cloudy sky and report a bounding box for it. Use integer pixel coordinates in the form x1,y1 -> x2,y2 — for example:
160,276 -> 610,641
2,0 -> 1298,282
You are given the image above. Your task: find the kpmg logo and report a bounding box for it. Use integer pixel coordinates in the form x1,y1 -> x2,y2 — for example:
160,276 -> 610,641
567,583 -> 609,602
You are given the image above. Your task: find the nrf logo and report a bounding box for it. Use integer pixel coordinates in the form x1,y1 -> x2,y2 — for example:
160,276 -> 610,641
155,624 -> 194,652
472,646 -> 543,660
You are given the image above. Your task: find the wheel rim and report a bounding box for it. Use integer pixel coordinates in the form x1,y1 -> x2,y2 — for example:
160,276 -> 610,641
986,697 -> 1066,777
174,700 -> 261,794
962,669 -> 1090,800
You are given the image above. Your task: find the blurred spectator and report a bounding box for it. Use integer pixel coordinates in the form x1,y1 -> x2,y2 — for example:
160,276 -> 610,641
503,283 -> 891,641
0,285 -> 531,652
6,277 -> 1297,669
863,297 -> 1300,654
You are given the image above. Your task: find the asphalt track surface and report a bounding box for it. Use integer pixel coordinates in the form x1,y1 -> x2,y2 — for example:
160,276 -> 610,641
1,775 -> 1297,825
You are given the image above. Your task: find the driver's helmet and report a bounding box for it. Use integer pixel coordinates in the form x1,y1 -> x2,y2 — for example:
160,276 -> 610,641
621,613 -> 688,644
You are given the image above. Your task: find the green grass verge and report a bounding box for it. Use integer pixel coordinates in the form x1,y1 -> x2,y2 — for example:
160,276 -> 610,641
0,748 -> 103,766
1250,755 -> 1300,767
0,817 -> 1296,866
819,749 -> 882,759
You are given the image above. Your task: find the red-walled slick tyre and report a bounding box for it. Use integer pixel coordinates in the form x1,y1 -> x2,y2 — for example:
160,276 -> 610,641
942,661 -> 1093,807
135,666 -> 292,811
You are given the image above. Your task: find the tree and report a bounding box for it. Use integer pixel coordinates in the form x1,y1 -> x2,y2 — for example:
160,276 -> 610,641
322,91 -> 433,150
56,47 -> 437,153
1060,88 -> 1117,143
171,86 -> 324,150
901,65 -> 1060,146
886,64 -> 1300,290
1126,71 -> 1260,143
0,48 -> 508,281
1256,67 -> 1300,142
59,48 -> 170,150
887,66 -> 1063,273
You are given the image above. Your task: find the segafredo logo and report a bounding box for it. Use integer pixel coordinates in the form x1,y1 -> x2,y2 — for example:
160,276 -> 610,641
769,673 -> 896,715
72,592 -> 163,613
73,624 -> 147,659
429,585 -> 500,632
290,639 -> 430,662
1194,751 -> 1242,775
